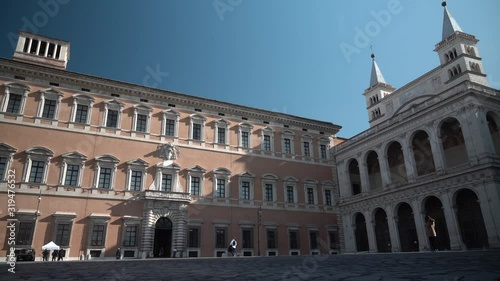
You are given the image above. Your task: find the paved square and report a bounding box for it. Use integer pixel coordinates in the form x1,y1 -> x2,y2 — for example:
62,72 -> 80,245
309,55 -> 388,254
2,250 -> 500,281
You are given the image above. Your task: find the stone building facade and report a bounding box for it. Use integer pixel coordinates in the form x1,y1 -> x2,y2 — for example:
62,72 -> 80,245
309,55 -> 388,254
334,3 -> 500,253
0,31 -> 342,260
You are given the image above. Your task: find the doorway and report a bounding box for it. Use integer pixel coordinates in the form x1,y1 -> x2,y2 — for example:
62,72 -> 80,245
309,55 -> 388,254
153,217 -> 172,258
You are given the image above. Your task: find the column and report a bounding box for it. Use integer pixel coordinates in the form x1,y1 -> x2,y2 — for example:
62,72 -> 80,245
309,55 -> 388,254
386,206 -> 401,252
359,162 -> 371,192
410,198 -> 428,251
460,105 -> 496,165
140,207 -> 154,259
342,213 -> 355,253
428,130 -> 446,174
364,210 -> 377,252
337,161 -> 350,198
441,192 -> 466,250
401,142 -> 417,183
476,182 -> 500,248
379,155 -> 392,189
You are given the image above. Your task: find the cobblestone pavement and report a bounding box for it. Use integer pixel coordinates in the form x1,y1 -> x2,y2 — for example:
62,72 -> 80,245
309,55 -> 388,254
2,250 -> 500,281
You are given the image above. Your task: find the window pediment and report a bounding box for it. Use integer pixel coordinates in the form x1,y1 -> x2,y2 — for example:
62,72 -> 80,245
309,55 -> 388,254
190,114 -> 206,121
262,173 -> 278,181
61,151 -> 87,161
26,146 -> 54,157
126,158 -> 149,167
40,87 -> 64,98
283,176 -> 298,183
238,171 -> 255,178
4,82 -> 30,93
104,99 -> 124,108
238,122 -> 253,129
303,178 -> 318,185
163,109 -> 180,116
213,167 -> 231,176
73,94 -> 94,103
95,154 -> 119,164
0,143 -> 17,153
187,165 -> 206,173
134,104 -> 153,112
156,162 -> 181,170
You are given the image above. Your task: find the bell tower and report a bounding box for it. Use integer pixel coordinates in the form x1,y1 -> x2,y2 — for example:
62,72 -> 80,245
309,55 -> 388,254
434,1 -> 488,86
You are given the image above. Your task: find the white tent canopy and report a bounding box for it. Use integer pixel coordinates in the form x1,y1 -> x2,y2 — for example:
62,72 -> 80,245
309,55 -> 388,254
42,241 -> 60,250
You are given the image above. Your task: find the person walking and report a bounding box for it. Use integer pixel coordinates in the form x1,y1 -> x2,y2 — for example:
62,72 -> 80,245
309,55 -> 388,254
51,250 -> 57,261
57,249 -> 64,261
425,216 -> 437,251
230,237 -> 237,257
42,249 -> 49,261
116,248 -> 121,259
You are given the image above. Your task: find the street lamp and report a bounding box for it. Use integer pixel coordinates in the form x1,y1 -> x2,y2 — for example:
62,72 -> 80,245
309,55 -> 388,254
257,206 -> 262,256
32,190 -> 41,249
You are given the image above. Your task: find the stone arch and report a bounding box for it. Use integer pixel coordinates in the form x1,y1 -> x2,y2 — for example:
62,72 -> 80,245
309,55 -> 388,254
353,212 -> 369,252
373,207 -> 391,252
395,202 -> 419,252
454,188 -> 489,249
386,141 -> 407,184
423,196 -> 450,250
347,158 -> 361,195
411,130 -> 435,176
439,117 -> 468,168
365,150 -> 382,190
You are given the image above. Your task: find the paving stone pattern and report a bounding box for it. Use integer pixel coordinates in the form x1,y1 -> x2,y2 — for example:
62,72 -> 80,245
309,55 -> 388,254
2,250 -> 500,281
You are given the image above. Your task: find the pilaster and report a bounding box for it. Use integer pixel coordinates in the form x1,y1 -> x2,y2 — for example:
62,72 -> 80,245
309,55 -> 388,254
386,206 -> 401,252
364,210 -> 377,252
411,198 -> 428,251
476,182 -> 500,248
441,192 -> 466,250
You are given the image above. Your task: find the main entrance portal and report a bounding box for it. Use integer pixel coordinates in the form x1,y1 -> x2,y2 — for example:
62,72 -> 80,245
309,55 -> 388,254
153,217 -> 172,258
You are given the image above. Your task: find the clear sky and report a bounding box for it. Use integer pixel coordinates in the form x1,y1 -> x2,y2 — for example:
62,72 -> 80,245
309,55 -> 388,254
1,0 -> 498,138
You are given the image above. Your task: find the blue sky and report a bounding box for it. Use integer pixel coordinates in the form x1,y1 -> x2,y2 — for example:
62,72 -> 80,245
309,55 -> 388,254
1,0 -> 499,138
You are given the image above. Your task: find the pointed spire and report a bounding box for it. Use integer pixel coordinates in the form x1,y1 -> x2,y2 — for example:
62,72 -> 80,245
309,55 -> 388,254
442,1 -> 462,40
369,53 -> 386,87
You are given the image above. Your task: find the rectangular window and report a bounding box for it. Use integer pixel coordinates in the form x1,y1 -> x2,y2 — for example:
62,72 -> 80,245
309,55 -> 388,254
64,164 -> 79,186
23,38 -> 30,53
329,230 -> 339,250
29,161 -> 45,183
188,227 -> 200,248
320,144 -> 327,159
216,179 -> 225,198
130,171 -> 142,191
266,229 -> 277,249
165,119 -> 175,136
325,190 -> 332,206
307,188 -> 314,204
106,110 -> 118,128
286,186 -> 294,203
16,221 -> 35,245
241,181 -> 250,200
284,138 -> 291,154
75,104 -> 88,124
242,228 -> 253,248
289,230 -> 300,249
98,168 -> 112,189
265,184 -> 273,201
217,128 -> 225,144
123,225 -> 137,247
7,94 -> 23,114
215,228 -> 227,249
191,177 -> 200,196
0,157 -> 6,180
193,124 -> 201,140
42,99 -> 57,119
39,41 -> 47,56
136,114 -> 147,132
303,142 -> 310,157
55,223 -> 71,246
30,39 -> 38,54
161,174 -> 172,192
264,135 -> 271,151
90,224 -> 105,246
242,132 -> 249,148
309,231 -> 319,250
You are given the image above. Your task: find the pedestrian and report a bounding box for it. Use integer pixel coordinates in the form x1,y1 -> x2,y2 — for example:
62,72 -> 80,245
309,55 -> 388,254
159,247 -> 164,257
425,215 -> 437,251
57,249 -> 64,261
42,249 -> 49,261
230,237 -> 237,256
51,250 -> 57,261
116,248 -> 121,259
